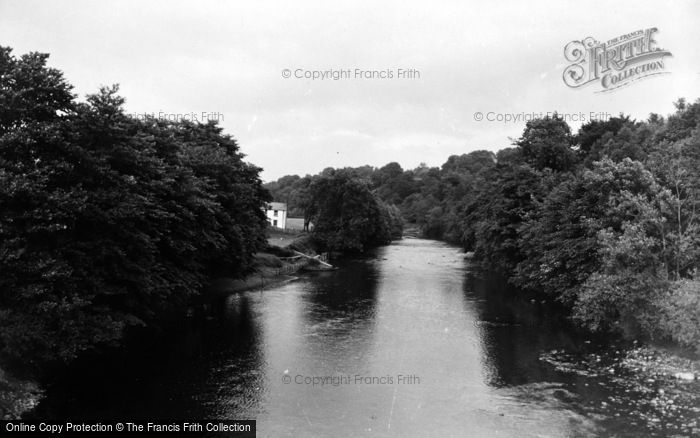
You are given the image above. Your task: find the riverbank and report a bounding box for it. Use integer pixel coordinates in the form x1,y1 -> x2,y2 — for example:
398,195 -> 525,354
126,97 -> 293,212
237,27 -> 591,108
21,237 -> 697,436
0,233 -> 324,420
208,232 -> 328,296
0,367 -> 42,420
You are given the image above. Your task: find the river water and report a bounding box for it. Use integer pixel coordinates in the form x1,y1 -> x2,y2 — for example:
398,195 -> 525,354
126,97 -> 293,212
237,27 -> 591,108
35,239 -> 700,437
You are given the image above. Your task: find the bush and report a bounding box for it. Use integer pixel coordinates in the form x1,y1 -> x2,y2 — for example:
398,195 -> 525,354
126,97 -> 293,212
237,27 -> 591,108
574,270 -> 668,337
254,253 -> 284,268
660,280 -> 700,352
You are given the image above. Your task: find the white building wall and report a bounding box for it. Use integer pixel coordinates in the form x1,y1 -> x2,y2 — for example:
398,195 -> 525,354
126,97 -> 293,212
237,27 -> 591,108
266,207 -> 287,229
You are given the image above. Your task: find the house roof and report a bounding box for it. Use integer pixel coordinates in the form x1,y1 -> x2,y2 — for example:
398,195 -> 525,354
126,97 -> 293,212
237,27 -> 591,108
267,202 -> 287,211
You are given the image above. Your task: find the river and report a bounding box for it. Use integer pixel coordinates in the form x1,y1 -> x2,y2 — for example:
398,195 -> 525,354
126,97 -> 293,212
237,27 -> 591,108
34,239 -> 700,437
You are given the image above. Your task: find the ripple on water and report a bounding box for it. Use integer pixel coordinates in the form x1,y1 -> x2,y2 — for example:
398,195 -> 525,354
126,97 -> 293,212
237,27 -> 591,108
539,347 -> 700,437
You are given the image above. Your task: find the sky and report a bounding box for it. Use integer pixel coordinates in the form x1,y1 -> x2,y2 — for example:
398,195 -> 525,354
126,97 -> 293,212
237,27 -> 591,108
1,0 -> 699,181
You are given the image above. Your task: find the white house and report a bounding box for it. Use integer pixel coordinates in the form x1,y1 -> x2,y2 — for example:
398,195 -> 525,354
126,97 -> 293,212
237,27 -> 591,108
265,202 -> 287,229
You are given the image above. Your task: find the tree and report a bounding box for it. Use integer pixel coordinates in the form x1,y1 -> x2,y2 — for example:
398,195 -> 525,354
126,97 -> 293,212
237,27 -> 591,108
573,222 -> 668,337
0,47 -> 75,136
514,158 -> 663,301
307,169 -> 397,251
0,48 -> 270,371
461,162 -> 545,273
575,115 -> 633,161
372,162 -> 417,205
516,115 -> 577,172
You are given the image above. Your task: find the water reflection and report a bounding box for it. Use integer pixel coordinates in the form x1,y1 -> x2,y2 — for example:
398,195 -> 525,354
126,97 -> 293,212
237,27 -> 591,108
208,294 -> 266,418
249,256 -> 382,436
33,239 -> 698,437
33,293 -> 266,421
464,273 -> 589,387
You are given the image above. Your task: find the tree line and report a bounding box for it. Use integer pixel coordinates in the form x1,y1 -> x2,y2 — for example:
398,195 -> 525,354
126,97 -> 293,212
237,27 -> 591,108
2,43 -> 699,389
0,47 -> 405,387
267,100 -> 700,351
0,47 -> 271,374
266,168 -> 403,252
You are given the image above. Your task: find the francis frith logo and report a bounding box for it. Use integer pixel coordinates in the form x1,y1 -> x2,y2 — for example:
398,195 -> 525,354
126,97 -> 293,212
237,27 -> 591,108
563,28 -> 672,92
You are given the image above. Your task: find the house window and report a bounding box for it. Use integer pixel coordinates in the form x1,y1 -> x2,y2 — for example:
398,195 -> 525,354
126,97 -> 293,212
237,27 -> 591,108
274,210 -> 278,217
273,220 -> 278,227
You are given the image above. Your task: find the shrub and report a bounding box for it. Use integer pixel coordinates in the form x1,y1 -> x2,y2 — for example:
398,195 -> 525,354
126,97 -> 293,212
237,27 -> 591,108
660,280 -> 700,352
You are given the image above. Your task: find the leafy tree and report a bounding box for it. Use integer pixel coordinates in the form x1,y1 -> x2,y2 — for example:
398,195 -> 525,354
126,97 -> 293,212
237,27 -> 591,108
514,158 -> 663,301
516,115 -> 577,172
0,48 -> 270,372
0,47 -> 75,135
576,115 -> 633,161
574,223 -> 669,336
382,203 -> 404,240
655,98 -> 700,143
660,279 -> 700,352
461,162 -> 545,273
372,162 -> 417,205
307,169 -> 397,251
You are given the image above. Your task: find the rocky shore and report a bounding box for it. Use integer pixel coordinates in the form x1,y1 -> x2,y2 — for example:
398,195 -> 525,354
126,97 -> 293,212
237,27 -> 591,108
540,344 -> 700,435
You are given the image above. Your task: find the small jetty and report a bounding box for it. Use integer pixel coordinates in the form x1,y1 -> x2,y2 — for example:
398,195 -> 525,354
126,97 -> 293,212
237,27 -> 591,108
275,251 -> 335,274
276,251 -> 335,272
291,250 -> 335,271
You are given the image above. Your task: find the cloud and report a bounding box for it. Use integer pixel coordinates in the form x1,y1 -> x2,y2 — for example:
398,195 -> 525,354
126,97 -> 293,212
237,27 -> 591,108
1,0 -> 699,180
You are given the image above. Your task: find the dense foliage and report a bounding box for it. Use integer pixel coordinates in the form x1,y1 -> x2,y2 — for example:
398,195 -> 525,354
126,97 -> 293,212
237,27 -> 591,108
306,169 -> 401,252
4,43 -> 697,381
0,47 -> 270,371
267,103 -> 700,351
265,168 -> 403,252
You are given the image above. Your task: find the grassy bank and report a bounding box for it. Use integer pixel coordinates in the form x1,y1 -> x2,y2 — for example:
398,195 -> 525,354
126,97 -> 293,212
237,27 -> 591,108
209,231 -> 325,296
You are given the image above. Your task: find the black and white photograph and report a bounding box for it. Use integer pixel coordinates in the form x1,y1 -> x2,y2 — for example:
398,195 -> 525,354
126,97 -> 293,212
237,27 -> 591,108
1,1 -> 700,436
